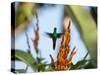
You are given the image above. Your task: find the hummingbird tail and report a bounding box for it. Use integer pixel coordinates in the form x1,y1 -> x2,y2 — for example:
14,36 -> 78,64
53,40 -> 56,50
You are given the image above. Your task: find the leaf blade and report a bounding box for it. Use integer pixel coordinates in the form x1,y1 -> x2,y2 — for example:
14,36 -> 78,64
65,6 -> 97,66
11,49 -> 36,71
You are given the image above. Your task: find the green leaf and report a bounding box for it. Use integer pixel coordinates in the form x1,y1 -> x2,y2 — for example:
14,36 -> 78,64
70,60 -> 88,70
38,63 -> 46,72
84,60 -> 97,69
65,6 -> 97,66
37,57 -> 44,63
36,57 -> 46,71
11,49 -> 36,71
16,69 -> 26,73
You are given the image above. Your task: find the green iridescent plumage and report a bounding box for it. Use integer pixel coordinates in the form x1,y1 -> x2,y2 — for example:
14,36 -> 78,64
46,27 -> 63,50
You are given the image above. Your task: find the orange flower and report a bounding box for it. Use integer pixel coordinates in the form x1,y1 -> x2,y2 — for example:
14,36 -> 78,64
32,13 -> 39,53
50,18 -> 77,71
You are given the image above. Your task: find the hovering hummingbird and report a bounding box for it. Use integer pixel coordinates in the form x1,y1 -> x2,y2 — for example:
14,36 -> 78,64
46,27 -> 63,50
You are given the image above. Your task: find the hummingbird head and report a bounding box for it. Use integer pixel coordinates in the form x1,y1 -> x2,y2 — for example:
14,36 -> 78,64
54,27 -> 57,32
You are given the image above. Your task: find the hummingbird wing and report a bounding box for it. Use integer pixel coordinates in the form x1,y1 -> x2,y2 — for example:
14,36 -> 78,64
57,33 -> 63,38
45,33 -> 53,38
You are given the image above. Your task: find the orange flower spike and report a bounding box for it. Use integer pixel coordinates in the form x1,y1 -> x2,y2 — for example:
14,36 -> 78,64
33,13 -> 39,51
34,31 -> 39,49
67,47 -> 77,65
57,48 -> 64,64
60,35 -> 65,48
67,20 -> 71,32
65,20 -> 71,47
64,17 -> 71,32
71,47 -> 77,57
58,37 -> 65,59
64,20 -> 71,59
64,46 -> 70,59
53,17 -> 77,71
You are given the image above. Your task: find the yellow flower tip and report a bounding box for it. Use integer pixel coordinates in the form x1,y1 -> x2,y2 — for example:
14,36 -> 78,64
64,17 -> 72,31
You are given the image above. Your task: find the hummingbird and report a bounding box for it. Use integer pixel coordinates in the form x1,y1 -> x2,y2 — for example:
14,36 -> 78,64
46,27 -> 63,50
